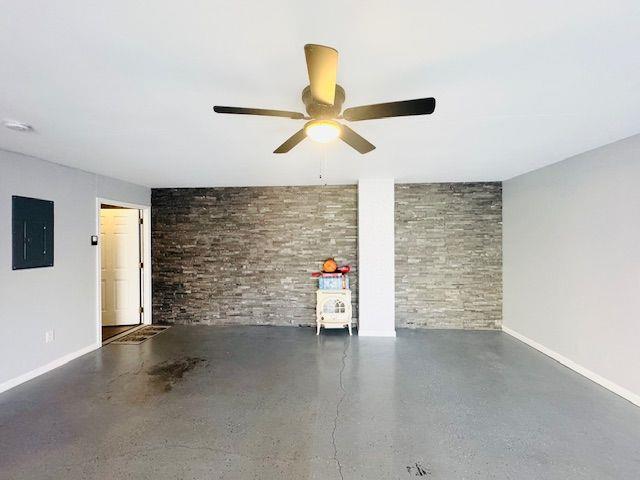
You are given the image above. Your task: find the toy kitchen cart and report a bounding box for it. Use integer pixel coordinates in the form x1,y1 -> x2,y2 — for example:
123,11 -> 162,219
314,268 -> 354,335
316,289 -> 353,335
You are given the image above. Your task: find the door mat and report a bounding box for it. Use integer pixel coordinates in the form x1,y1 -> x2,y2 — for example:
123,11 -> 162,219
110,325 -> 171,345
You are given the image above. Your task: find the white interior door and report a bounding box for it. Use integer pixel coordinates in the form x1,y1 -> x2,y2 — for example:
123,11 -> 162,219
100,208 -> 141,326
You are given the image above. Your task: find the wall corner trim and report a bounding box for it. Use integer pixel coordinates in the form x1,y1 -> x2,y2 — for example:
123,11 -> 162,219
0,342 -> 100,395
502,325 -> 640,408
358,329 -> 397,338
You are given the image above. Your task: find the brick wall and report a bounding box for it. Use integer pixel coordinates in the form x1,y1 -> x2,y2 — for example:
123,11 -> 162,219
395,183 -> 502,329
152,186 -> 358,326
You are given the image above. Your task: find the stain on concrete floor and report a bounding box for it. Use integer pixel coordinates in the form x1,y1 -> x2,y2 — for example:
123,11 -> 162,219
147,357 -> 207,392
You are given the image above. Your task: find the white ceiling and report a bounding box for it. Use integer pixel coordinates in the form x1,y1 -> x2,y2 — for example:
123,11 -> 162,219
1,1 -> 639,187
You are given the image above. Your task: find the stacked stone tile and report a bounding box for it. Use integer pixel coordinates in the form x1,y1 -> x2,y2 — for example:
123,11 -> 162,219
152,182 -> 502,329
395,183 -> 502,329
152,186 -> 358,326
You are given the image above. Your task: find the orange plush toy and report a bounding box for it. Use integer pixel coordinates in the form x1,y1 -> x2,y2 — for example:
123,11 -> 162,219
322,258 -> 338,273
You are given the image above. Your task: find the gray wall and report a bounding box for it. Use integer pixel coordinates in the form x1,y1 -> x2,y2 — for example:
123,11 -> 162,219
503,134 -> 640,401
152,187 -> 358,326
96,173 -> 151,206
395,183 -> 503,329
0,150 -> 150,388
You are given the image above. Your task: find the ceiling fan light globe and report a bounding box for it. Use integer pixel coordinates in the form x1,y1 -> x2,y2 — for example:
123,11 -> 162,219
304,120 -> 341,143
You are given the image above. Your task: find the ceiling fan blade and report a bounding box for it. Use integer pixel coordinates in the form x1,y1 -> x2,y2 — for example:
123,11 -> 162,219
342,97 -> 436,121
339,124 -> 375,154
304,44 -> 338,105
273,129 -> 307,153
214,106 -> 305,120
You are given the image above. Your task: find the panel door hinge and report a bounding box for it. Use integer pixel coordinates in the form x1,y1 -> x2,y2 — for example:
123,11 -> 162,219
140,306 -> 144,313
139,261 -> 144,269
139,218 -> 144,225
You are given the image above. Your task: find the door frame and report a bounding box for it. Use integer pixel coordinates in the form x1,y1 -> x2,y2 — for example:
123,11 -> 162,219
95,198 -> 152,344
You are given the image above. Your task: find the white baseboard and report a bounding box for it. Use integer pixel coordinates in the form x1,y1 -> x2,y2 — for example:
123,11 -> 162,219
358,329 -> 397,338
502,326 -> 640,408
0,343 -> 100,395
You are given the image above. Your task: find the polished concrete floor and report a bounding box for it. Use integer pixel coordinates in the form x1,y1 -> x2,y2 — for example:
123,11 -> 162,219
1,326 -> 639,479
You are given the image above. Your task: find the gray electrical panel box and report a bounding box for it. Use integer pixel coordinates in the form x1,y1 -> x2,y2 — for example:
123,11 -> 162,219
12,196 -> 54,270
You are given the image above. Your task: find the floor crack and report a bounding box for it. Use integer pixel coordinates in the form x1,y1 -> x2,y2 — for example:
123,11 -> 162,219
331,339 -> 350,480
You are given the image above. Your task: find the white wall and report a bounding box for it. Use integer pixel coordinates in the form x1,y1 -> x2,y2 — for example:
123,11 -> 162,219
358,179 -> 396,337
0,150 -> 150,391
503,134 -> 640,405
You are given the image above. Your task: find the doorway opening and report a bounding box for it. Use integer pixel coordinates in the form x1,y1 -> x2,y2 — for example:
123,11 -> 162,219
99,203 -> 144,342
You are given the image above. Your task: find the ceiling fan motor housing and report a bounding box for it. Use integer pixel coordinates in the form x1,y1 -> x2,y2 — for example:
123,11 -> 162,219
302,85 -> 345,119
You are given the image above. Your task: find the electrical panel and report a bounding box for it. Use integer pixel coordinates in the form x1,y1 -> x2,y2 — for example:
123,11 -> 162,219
12,196 -> 54,270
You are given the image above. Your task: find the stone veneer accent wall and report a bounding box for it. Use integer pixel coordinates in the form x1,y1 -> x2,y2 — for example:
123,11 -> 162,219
395,183 -> 502,329
152,186 -> 357,326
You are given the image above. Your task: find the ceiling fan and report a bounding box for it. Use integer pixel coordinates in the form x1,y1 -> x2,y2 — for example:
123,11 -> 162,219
213,44 -> 436,154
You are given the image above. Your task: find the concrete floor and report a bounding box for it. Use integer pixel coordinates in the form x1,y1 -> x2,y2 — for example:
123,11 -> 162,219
1,326 -> 639,479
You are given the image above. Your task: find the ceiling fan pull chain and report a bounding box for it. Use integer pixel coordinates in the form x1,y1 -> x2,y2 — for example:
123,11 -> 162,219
319,146 -> 328,186
324,148 -> 328,186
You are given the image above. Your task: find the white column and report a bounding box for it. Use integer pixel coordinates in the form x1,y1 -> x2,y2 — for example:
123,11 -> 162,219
357,179 -> 396,337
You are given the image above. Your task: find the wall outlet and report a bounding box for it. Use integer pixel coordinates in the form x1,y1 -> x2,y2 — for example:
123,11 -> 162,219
45,330 -> 55,344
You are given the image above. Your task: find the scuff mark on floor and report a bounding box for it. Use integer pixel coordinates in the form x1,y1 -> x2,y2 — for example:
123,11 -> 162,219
147,357 -> 206,392
331,340 -> 350,480
406,462 -> 431,476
